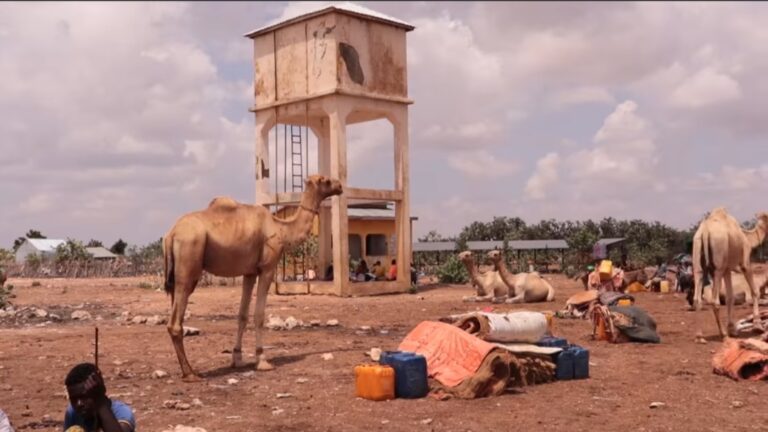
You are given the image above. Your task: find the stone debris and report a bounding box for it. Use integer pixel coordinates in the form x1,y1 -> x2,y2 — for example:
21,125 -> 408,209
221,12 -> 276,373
310,319 -> 322,327
326,319 -> 339,327
163,400 -> 191,410
147,315 -> 167,325
321,353 -> 334,361
296,378 -> 309,384
131,316 -> 148,324
191,398 -> 204,407
33,308 -> 48,318
367,348 -> 382,362
227,378 -> 239,385
271,408 -> 285,416
276,393 -> 293,399
152,370 -> 169,379
421,418 -> 433,425
649,402 -> 665,409
71,311 -> 92,321
360,325 -> 372,332
183,327 -> 200,336
731,401 -> 745,409
161,425 -> 208,432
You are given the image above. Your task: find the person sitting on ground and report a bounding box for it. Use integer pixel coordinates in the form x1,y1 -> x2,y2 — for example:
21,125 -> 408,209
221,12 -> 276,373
63,362 -> 135,432
354,259 -> 374,281
387,259 -> 397,281
372,261 -> 386,280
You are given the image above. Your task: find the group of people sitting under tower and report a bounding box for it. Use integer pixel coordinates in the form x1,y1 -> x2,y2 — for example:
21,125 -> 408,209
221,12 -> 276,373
351,259 -> 397,282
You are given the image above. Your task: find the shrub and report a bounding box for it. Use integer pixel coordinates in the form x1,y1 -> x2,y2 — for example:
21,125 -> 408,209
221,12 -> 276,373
437,255 -> 469,284
31,281 -> 41,287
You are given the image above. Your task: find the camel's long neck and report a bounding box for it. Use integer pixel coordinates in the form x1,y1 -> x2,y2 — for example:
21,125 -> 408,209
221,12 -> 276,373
744,225 -> 767,250
462,259 -> 486,295
279,190 -> 322,248
494,258 -> 516,287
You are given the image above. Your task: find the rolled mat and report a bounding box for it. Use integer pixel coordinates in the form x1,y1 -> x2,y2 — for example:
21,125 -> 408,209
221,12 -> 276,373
453,311 -> 549,343
712,338 -> 768,381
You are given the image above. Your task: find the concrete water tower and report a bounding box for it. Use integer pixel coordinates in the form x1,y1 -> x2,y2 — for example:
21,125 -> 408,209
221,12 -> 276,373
245,2 -> 415,296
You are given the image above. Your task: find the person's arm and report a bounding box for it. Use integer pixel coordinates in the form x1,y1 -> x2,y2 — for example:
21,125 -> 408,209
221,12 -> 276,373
82,372 -> 133,432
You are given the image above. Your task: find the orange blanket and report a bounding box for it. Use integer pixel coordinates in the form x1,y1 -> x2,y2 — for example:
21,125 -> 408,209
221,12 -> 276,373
398,321 -> 496,388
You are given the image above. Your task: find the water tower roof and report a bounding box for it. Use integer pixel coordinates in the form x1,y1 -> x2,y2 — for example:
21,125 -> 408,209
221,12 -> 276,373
245,2 -> 414,39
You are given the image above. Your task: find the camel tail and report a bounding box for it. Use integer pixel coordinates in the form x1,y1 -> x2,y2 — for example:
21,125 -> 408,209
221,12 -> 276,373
163,233 -> 175,299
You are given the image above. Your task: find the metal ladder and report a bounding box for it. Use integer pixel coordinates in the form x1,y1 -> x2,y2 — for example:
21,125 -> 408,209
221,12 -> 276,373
290,125 -> 304,192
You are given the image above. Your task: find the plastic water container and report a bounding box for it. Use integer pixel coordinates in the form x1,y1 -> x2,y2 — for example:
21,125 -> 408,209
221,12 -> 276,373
354,364 -> 395,401
555,345 -> 591,380
555,348 -> 574,380
617,298 -> 632,307
536,336 -> 569,348
660,280 -> 670,293
379,351 -> 429,399
599,260 -> 613,281
571,345 -> 590,379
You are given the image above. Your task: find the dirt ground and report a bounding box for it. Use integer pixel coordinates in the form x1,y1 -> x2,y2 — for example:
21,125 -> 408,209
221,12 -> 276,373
1,274 -> 767,432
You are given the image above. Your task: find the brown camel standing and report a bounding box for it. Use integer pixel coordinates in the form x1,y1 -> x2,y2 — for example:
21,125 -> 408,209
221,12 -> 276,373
486,250 -> 555,303
162,175 -> 342,380
692,207 -> 768,340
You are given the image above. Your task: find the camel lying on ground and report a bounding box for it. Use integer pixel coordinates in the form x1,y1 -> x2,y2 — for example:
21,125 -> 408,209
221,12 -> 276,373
486,250 -> 555,303
457,251 -> 508,302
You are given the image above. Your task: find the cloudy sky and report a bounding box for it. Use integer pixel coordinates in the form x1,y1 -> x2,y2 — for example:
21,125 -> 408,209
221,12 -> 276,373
2,1 -> 768,249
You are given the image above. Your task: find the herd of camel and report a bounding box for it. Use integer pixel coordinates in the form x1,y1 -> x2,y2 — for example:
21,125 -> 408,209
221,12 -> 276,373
159,174 -> 768,379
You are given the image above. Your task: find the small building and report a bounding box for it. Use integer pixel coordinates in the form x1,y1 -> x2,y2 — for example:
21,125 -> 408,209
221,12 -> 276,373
15,239 -> 118,263
85,246 -> 118,261
15,239 -> 65,263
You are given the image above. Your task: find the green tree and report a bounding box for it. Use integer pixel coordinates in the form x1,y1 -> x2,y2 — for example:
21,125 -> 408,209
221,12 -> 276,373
86,239 -> 103,247
418,230 -> 445,242
110,239 -> 128,255
13,229 -> 46,251
55,238 -> 90,263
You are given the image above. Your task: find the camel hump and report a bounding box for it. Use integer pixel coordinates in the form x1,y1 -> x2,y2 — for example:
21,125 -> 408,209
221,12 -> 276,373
709,207 -> 729,219
208,196 -> 239,210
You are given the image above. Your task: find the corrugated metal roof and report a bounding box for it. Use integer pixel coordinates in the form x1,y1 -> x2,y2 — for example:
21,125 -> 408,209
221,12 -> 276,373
25,238 -> 65,253
347,207 -> 395,219
596,238 -> 626,246
412,241 -> 456,252
86,247 -> 117,259
245,2 -> 414,39
413,239 -> 570,252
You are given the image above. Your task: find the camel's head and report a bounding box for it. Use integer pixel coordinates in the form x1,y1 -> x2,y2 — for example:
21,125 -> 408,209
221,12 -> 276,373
486,250 -> 502,263
755,212 -> 768,230
305,175 -> 343,199
457,251 -> 473,263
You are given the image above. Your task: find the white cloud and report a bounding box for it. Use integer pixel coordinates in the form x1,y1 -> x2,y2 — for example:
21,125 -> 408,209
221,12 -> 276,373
669,67 -> 742,109
524,152 -> 560,200
446,150 -> 518,179
550,86 -> 615,108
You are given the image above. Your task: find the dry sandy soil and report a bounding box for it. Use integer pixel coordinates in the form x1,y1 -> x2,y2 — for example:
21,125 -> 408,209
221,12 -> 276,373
1,274 -> 766,432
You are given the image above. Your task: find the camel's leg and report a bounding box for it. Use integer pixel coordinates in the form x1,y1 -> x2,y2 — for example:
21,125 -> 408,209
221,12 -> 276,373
711,271 -> 725,339
231,274 -> 256,368
723,271 -> 737,337
505,292 -> 525,304
741,265 -> 765,332
167,276 -> 200,381
253,270 -> 275,371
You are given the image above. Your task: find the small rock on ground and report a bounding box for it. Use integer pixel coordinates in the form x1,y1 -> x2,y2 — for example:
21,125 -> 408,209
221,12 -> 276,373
321,353 -> 334,361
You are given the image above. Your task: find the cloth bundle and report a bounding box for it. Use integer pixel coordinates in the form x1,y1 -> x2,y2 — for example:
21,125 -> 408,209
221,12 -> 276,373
712,337 -> 768,381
